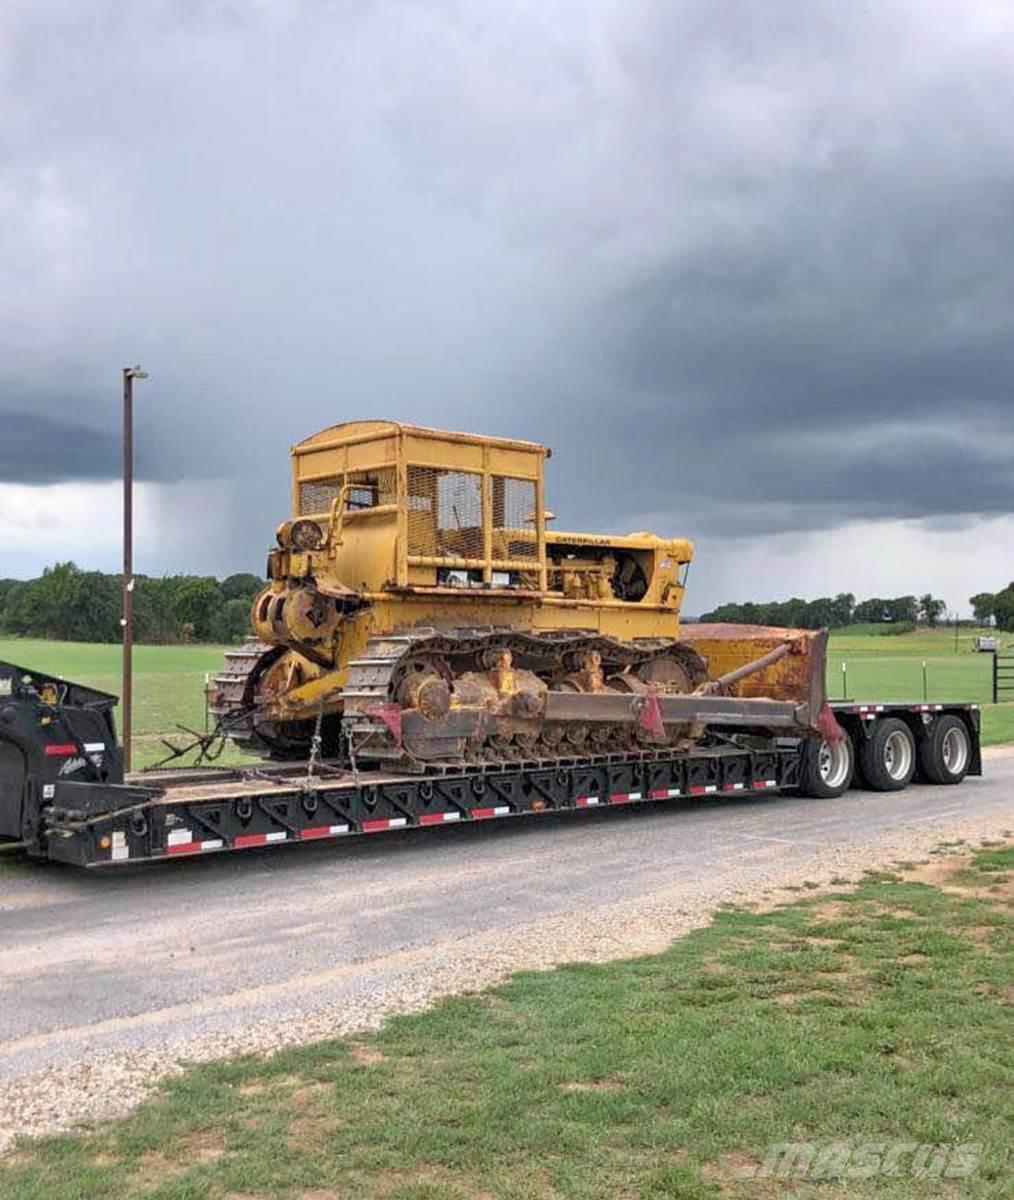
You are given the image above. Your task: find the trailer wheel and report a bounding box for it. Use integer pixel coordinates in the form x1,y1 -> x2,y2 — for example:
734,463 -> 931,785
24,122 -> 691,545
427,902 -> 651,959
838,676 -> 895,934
918,715 -> 971,785
859,717 -> 916,791
799,735 -> 854,799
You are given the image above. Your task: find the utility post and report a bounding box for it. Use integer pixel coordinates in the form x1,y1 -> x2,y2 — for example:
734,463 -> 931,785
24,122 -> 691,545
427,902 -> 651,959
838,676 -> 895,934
121,365 -> 149,772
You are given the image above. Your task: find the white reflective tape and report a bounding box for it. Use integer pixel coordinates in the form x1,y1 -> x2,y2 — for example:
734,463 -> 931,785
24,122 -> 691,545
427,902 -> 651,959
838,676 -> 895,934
389,818 -> 408,829
167,828 -> 193,846
83,742 -> 105,753
43,784 -> 55,799
201,839 -> 224,851
730,782 -> 745,790
111,845 -> 129,861
628,791 -> 642,801
442,811 -> 461,822
112,830 -> 126,845
265,831 -> 287,843
493,806 -> 510,816
331,823 -> 350,835
705,785 -> 717,794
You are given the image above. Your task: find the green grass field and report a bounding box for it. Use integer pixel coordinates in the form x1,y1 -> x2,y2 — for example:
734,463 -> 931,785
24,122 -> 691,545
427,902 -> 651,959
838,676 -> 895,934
1,628 -> 1011,767
826,628 -> 1014,746
0,638 -> 233,768
3,844 -> 1010,1198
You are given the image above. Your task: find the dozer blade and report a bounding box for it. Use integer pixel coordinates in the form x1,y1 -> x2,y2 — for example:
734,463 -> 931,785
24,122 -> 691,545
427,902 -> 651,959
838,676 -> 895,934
543,626 -> 830,737
682,623 -> 830,732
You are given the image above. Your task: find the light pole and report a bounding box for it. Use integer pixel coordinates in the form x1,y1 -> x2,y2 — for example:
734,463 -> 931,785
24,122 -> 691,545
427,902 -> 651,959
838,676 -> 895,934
122,365 -> 148,773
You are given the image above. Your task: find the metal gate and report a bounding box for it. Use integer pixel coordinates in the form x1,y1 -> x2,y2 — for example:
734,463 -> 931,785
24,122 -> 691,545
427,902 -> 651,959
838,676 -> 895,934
993,653 -> 1014,703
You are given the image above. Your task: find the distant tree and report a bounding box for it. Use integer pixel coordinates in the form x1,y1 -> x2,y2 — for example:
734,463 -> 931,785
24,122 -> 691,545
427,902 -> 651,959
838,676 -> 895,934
853,597 -> 886,624
890,595 -> 920,624
133,576 -> 182,643
3,562 -> 120,641
169,576 -> 224,641
969,592 -> 996,624
699,602 -> 747,623
0,580 -> 23,632
830,593 -> 856,627
0,565 -> 268,644
804,597 -> 836,629
993,583 -> 1014,633
918,594 -> 946,627
211,597 -> 253,643
221,573 -> 264,602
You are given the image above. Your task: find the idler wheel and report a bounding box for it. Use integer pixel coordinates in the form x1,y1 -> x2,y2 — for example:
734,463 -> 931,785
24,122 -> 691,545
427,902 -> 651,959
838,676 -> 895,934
416,676 -> 451,720
398,669 -> 451,721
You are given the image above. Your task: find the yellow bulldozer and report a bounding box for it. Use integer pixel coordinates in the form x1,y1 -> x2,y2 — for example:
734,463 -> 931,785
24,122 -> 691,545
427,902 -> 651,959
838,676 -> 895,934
210,420 -> 830,766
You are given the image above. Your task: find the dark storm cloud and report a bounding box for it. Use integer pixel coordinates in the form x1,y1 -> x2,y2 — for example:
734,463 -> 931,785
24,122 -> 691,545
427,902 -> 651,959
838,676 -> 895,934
0,408 -> 119,482
2,0 -> 1013,565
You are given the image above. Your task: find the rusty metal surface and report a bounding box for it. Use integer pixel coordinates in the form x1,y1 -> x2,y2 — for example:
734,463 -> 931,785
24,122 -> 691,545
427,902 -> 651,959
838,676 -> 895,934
543,690 -> 803,729
681,624 -> 828,724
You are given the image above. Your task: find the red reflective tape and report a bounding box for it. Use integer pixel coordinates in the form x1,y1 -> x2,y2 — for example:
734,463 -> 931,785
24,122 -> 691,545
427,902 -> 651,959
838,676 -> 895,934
650,789 -> 669,800
300,823 -> 349,840
472,807 -> 496,819
609,792 -> 631,804
419,812 -> 446,826
166,837 -> 224,856
234,833 -> 267,848
44,743 -> 78,757
362,818 -> 390,833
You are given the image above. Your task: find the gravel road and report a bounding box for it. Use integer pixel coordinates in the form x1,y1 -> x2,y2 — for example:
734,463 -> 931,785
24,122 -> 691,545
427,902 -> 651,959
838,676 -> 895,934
2,747 -> 1012,1149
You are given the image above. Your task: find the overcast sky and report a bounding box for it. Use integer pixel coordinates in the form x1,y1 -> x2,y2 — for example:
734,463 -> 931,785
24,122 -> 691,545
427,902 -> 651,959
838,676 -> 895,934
2,0 -> 1012,613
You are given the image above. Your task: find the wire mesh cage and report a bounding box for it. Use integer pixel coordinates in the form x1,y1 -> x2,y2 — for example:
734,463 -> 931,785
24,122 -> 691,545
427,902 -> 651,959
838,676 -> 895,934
407,466 -> 484,561
492,476 -> 537,560
299,468 -> 397,516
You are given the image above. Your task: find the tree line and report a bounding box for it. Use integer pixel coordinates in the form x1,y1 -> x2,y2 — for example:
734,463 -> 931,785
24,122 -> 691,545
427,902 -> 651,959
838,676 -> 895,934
698,592 -> 951,630
969,586 -> 1014,632
0,562 -> 263,644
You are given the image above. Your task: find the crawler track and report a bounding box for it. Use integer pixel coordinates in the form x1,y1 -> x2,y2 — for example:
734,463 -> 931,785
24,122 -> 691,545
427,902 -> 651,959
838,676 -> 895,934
342,626 -> 708,767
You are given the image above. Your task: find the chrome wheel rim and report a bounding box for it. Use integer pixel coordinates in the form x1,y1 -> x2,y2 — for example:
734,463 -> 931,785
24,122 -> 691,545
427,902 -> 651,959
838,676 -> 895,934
941,726 -> 969,775
818,738 -> 851,789
883,730 -> 913,780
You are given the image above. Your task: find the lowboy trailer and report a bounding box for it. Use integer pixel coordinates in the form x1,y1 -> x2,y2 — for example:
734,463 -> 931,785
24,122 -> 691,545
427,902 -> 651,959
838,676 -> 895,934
0,658 -> 982,869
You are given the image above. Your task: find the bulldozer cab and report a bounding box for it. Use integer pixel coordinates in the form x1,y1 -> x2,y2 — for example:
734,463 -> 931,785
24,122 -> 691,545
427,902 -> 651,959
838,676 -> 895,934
291,420 -> 550,593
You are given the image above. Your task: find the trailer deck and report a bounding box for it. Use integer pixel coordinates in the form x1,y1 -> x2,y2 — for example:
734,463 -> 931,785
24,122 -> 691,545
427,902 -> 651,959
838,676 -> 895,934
39,699 -> 979,868
0,658 -> 982,868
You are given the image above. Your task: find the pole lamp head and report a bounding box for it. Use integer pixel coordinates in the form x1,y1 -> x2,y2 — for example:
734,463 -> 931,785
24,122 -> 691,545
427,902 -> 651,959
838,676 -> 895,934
124,364 -> 149,380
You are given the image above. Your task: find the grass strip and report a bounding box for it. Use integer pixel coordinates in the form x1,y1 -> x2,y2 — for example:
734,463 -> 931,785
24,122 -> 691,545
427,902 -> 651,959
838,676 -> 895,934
3,846 -> 1011,1199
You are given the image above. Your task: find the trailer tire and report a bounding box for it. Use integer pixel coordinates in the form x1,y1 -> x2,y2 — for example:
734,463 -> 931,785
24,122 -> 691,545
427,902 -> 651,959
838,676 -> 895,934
918,715 -> 971,785
859,717 -> 916,791
798,735 -> 854,799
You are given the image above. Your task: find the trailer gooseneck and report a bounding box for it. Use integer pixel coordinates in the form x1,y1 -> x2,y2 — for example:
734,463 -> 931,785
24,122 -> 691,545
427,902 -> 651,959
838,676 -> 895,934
0,658 -> 981,869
